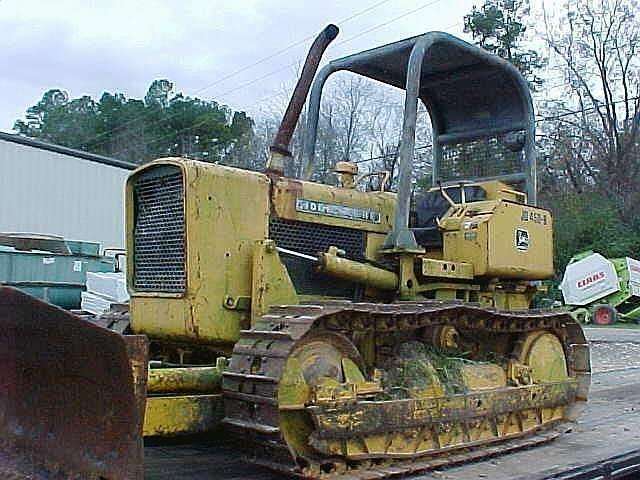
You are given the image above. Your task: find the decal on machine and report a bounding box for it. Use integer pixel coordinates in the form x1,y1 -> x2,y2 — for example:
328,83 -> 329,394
295,198 -> 381,223
515,228 -> 530,251
520,209 -> 549,225
576,271 -> 606,290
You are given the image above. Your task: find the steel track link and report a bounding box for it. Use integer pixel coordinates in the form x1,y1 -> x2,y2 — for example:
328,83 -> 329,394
221,301 -> 590,479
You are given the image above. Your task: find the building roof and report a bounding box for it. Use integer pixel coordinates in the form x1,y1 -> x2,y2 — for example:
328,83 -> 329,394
0,131 -> 138,170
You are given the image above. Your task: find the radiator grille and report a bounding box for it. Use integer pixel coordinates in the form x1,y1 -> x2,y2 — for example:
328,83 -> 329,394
133,166 -> 186,293
269,218 -> 365,297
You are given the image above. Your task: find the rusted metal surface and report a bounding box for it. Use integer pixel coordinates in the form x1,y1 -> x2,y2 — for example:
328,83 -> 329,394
222,300 -> 590,478
270,24 -> 339,157
309,382 -> 577,439
142,331 -> 639,480
148,367 -> 222,394
143,394 -> 224,437
0,286 -> 147,479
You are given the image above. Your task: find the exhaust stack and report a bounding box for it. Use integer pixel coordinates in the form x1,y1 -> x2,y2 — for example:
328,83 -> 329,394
266,24 -> 339,175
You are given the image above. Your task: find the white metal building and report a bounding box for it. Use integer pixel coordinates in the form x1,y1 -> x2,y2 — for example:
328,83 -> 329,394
0,132 -> 137,250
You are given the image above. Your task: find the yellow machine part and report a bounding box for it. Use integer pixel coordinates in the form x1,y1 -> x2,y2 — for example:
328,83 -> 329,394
318,246 -> 399,291
251,239 -> 299,320
147,366 -> 222,394
126,159 -> 270,347
143,394 -> 223,437
0,21 -> 592,480
248,313 -> 584,472
441,199 -> 554,280
272,176 -> 396,234
126,159 -> 398,348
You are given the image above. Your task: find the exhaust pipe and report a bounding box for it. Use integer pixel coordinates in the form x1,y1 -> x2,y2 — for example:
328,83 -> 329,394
266,24 -> 339,175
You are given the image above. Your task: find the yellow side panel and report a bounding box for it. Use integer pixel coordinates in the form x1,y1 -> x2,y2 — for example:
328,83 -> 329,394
272,177 -> 396,234
251,240 -> 298,321
129,159 -> 270,347
442,200 -> 553,280
487,202 -> 553,279
366,233 -> 387,262
443,221 -> 489,276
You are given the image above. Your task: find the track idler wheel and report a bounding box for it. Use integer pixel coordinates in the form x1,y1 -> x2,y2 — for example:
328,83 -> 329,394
278,331 -> 365,463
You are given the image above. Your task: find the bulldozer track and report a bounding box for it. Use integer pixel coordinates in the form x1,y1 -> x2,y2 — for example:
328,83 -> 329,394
222,301 -> 591,478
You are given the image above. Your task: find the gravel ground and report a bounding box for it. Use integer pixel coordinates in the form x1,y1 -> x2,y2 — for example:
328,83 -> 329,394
585,327 -> 640,373
590,341 -> 640,372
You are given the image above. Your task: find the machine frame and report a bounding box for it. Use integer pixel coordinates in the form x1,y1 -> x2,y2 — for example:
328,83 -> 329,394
302,32 -> 536,251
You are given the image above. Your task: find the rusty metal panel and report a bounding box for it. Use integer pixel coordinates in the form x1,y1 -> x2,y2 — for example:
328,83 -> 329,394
0,287 -> 147,479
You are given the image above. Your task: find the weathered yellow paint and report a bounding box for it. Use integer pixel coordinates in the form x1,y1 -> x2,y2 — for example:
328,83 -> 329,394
346,438 -> 368,457
398,255 -> 419,299
519,331 -> 569,383
364,434 -> 391,455
272,177 -> 396,233
147,366 -> 222,394
251,240 -> 298,322
461,364 -> 507,391
440,196 -> 553,280
492,289 -> 533,310
143,394 -> 223,436
421,258 -> 474,280
277,357 -> 310,410
467,418 -> 497,442
480,180 -> 527,203
365,232 -> 387,262
125,159 -> 554,357
342,358 -> 366,383
318,246 -> 399,291
521,408 -> 540,431
311,380 -> 579,458
127,159 -> 270,347
438,421 -> 467,448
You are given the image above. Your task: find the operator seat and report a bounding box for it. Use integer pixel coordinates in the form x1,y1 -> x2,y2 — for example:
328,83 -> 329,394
411,185 -> 486,248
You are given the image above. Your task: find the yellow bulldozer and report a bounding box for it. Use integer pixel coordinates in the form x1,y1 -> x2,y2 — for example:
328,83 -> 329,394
0,25 -> 590,479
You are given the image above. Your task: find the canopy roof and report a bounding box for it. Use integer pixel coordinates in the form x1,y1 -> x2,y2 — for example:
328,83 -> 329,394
303,31 -> 535,203
333,32 -> 531,138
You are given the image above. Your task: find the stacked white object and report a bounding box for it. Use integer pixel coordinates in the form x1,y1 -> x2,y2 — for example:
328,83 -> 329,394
81,272 -> 129,315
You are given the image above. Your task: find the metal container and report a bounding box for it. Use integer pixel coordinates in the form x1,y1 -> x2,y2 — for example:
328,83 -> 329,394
0,235 -> 115,309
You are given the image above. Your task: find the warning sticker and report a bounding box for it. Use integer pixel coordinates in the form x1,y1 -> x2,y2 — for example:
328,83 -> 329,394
515,229 -> 529,251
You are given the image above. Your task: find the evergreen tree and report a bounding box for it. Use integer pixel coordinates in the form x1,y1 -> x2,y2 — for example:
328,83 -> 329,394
464,0 -> 545,90
13,80 -> 256,166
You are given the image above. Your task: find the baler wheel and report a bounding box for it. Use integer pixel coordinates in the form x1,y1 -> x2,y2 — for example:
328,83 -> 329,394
593,304 -> 617,325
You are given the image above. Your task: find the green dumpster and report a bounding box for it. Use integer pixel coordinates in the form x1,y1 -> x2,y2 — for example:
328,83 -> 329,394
0,233 -> 116,309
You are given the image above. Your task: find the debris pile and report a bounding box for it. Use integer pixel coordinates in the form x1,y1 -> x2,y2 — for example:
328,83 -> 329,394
381,341 -> 469,399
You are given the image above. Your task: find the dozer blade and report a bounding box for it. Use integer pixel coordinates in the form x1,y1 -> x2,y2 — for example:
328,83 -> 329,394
0,287 -> 148,479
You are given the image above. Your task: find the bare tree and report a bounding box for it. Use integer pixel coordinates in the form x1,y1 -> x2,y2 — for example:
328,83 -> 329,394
541,0 -> 640,218
252,70 -> 433,191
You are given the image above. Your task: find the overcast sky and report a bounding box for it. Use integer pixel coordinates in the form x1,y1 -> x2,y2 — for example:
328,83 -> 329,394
0,0 -> 484,132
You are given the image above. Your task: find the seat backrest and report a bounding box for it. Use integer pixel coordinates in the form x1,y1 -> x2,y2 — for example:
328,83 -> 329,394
413,185 -> 487,229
